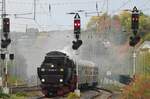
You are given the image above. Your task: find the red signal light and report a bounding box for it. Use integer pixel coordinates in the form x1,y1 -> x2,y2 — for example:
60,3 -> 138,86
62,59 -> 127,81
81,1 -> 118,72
132,16 -> 138,21
74,13 -> 81,35
77,23 -> 80,27
74,20 -> 80,28
131,14 -> 139,30
74,23 -> 77,26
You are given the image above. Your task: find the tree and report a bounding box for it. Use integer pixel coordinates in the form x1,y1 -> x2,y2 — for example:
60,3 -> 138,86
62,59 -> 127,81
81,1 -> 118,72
87,11 -> 150,43
119,11 -> 150,39
118,11 -> 131,33
139,13 -> 150,37
86,13 -> 111,35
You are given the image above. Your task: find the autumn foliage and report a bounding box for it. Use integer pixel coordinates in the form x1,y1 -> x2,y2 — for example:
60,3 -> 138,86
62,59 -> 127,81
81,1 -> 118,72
122,75 -> 150,99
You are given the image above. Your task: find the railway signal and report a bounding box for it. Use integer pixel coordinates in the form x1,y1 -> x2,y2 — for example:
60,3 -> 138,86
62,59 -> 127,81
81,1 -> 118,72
1,0 -> 12,94
129,6 -> 140,47
3,18 -> 10,33
74,13 -> 80,40
1,18 -> 11,48
129,35 -> 140,47
72,13 -> 82,50
0,54 -> 5,60
9,54 -> 14,60
131,6 -> 139,32
1,39 -> 11,49
0,53 -> 14,60
72,40 -> 82,50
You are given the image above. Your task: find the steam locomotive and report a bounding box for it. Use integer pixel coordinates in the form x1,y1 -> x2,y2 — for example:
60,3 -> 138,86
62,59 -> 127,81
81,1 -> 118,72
37,51 -> 98,97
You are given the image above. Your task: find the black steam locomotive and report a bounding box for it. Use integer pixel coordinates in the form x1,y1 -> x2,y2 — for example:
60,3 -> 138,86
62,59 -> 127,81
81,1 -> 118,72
37,51 -> 98,97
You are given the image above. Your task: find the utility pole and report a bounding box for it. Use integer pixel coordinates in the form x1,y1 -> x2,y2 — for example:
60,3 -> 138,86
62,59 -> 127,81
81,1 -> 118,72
34,0 -> 36,20
96,2 -> 99,16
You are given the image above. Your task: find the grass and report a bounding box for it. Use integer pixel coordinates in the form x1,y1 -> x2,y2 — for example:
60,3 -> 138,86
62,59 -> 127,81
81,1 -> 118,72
67,92 -> 80,99
15,92 -> 28,97
103,84 -> 121,92
0,91 -> 28,99
10,94 -> 27,99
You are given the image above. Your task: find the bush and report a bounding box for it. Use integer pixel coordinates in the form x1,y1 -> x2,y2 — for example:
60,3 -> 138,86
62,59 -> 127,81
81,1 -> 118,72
122,75 -> 150,99
0,93 -> 10,99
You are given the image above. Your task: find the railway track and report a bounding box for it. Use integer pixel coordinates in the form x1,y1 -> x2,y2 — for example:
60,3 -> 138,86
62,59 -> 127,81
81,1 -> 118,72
27,87 -> 113,99
90,87 -> 113,99
11,86 -> 116,99
11,85 -> 41,93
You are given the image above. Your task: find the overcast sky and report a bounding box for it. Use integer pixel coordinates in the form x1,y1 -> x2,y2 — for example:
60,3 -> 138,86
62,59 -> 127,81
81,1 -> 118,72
4,0 -> 150,31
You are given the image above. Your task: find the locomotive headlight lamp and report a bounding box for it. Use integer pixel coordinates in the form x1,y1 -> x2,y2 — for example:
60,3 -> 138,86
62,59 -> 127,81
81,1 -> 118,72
60,79 -> 63,82
51,64 -> 54,68
60,68 -> 64,72
41,68 -> 45,72
41,79 -> 45,82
